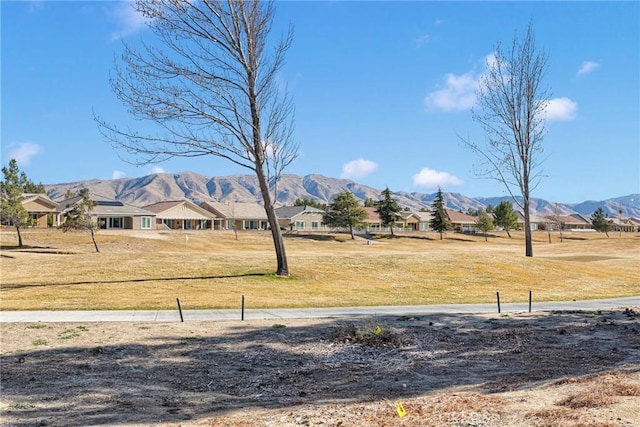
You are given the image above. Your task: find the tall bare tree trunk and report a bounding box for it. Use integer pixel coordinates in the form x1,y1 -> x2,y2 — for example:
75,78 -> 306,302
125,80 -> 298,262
257,167 -> 288,275
523,199 -> 533,257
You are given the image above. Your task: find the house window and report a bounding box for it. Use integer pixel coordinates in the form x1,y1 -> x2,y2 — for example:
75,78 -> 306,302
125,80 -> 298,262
311,221 -> 319,230
295,221 -> 305,230
141,216 -> 152,229
109,217 -> 123,229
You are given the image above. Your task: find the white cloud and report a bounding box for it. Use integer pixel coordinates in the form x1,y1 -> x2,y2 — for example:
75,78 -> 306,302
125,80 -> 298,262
543,97 -> 578,121
341,158 -> 378,180
424,54 -> 496,112
425,71 -> 478,112
412,168 -> 462,188
577,61 -> 599,76
151,166 -> 165,174
110,1 -> 149,40
5,141 -> 42,166
112,170 -> 126,179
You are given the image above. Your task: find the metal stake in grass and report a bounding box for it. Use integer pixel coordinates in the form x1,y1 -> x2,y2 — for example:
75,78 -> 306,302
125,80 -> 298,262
529,290 -> 532,313
176,298 -> 184,322
496,291 -> 501,313
241,295 -> 245,321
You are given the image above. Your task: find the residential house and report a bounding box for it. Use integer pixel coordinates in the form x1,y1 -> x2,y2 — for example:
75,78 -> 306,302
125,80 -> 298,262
446,209 -> 478,233
22,193 -> 58,227
275,205 -> 326,231
401,210 -> 433,231
415,210 -> 434,231
200,201 -> 269,230
58,194 -> 156,230
559,214 -> 593,231
516,212 -> 545,231
362,207 -> 383,232
610,217 -> 639,233
361,207 -> 424,233
143,200 -> 214,230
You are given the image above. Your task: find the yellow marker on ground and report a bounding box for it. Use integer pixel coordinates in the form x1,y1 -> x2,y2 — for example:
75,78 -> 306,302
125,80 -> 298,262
374,325 -> 382,335
396,402 -> 407,417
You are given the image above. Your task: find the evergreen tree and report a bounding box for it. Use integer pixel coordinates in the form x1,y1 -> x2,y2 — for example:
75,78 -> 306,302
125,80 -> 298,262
493,200 -> 519,238
475,208 -> 495,241
0,159 -> 34,247
363,197 -> 377,208
294,198 -> 327,210
64,189 -> 77,200
591,207 -> 612,238
60,188 -> 100,252
429,187 -> 451,240
22,178 -> 46,194
323,191 -> 368,240
375,187 -> 402,237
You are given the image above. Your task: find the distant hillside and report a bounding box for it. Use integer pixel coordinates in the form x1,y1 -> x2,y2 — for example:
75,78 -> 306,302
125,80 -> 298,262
44,172 -> 640,218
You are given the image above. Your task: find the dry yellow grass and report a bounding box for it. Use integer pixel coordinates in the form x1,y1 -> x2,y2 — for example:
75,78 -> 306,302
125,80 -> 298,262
1,228 -> 638,310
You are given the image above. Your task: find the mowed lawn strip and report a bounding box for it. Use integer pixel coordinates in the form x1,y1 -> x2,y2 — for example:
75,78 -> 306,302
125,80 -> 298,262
1,229 -> 638,310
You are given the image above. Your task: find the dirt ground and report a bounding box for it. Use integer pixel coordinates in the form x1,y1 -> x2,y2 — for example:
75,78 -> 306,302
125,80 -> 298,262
1,308 -> 639,427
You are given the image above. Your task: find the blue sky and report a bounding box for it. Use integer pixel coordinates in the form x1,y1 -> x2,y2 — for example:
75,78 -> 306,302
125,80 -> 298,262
2,1 -> 639,204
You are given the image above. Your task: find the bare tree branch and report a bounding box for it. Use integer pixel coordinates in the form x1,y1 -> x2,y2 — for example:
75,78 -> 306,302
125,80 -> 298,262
95,0 -> 297,275
461,23 -> 549,257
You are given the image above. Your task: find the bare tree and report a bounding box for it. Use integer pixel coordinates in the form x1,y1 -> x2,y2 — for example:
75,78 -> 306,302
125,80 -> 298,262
462,23 -> 549,257
95,0 -> 298,276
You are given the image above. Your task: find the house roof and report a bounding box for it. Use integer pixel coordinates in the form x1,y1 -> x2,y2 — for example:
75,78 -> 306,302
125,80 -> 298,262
275,205 -> 325,220
445,209 -> 476,224
362,207 -> 381,223
58,193 -> 156,217
516,212 -> 546,223
609,217 -> 637,226
562,214 -> 591,226
143,200 -> 214,220
411,211 -> 434,222
200,201 -> 268,220
22,193 -> 58,210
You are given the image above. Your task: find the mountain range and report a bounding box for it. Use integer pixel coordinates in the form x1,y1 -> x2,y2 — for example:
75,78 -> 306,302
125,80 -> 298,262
44,172 -> 640,218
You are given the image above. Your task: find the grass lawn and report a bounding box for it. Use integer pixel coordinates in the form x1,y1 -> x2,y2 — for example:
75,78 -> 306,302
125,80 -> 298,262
1,228 -> 638,310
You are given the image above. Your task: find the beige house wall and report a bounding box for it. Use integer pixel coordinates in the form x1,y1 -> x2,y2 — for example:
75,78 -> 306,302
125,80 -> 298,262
282,212 -> 326,231
23,198 -> 57,228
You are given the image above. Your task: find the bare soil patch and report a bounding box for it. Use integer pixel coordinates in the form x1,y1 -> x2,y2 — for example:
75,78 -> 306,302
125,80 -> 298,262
2,308 -> 639,426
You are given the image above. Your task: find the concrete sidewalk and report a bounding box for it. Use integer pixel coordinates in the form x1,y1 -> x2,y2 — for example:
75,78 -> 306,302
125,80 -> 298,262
1,296 -> 637,323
